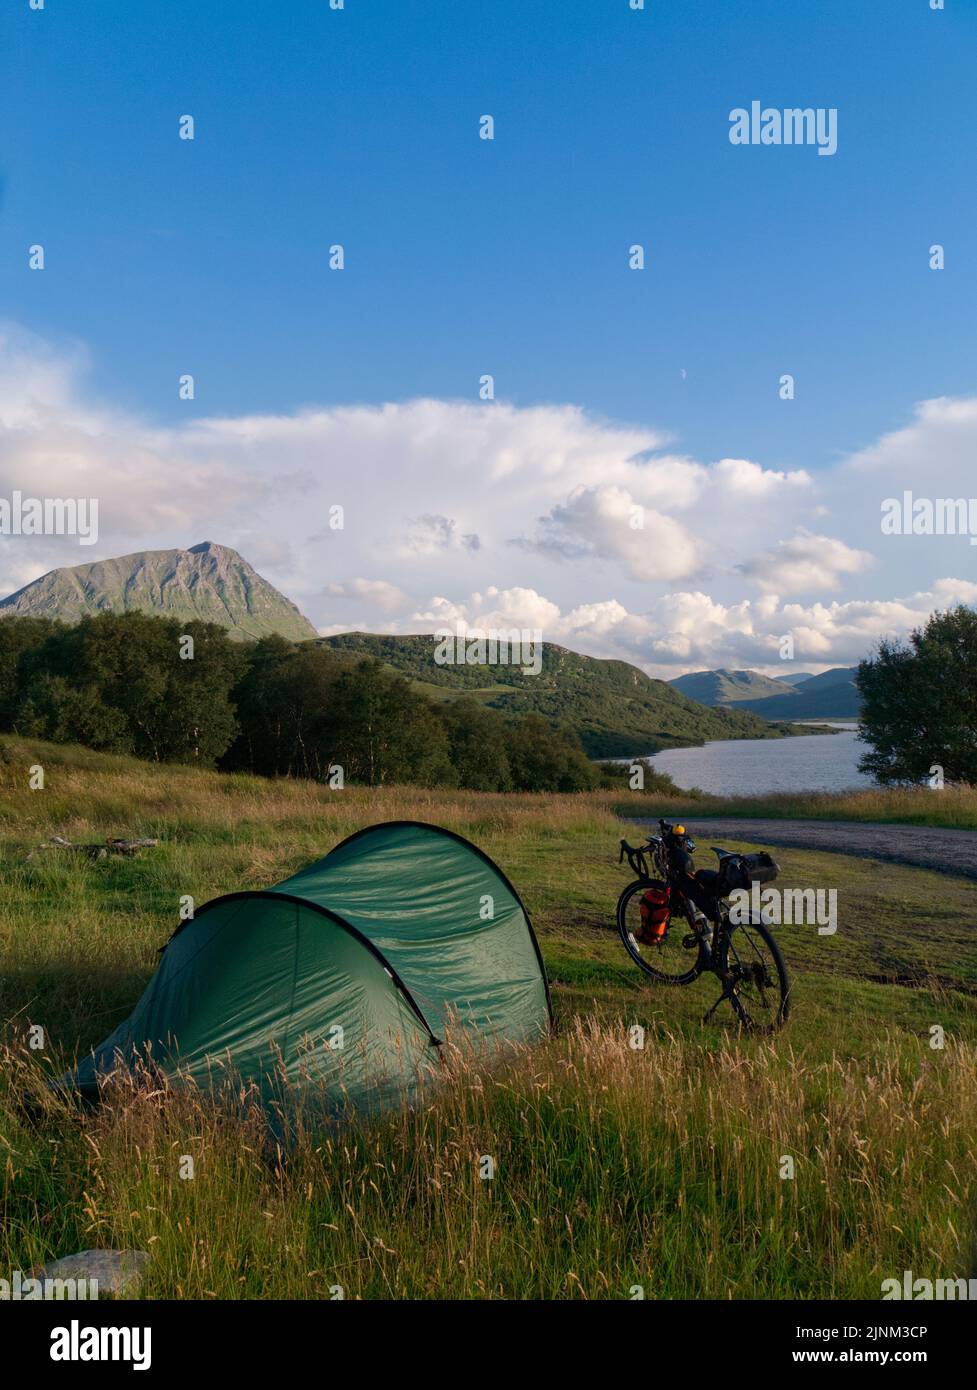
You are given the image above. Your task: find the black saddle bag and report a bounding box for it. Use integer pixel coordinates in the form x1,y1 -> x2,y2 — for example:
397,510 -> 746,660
716,851 -> 780,896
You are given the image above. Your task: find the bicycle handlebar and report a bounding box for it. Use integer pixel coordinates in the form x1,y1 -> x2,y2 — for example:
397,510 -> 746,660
620,836 -> 661,879
620,835 -> 655,857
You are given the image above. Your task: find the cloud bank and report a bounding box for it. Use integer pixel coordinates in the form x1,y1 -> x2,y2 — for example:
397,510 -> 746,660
1,323 -> 974,677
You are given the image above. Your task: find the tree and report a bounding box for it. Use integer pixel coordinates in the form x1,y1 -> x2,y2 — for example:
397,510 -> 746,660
505,714 -> 600,792
321,660 -> 454,786
14,671 -> 131,751
0,612 -> 606,791
438,697 -> 513,791
229,649 -> 457,786
857,605 -> 977,784
225,638 -> 341,778
10,612 -> 244,765
0,617 -> 59,728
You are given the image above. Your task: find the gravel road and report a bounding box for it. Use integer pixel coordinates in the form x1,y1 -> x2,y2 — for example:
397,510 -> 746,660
633,817 -> 977,881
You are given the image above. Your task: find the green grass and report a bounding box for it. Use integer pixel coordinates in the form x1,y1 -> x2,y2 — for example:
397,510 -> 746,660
611,782 -> 977,830
1,738 -> 976,1299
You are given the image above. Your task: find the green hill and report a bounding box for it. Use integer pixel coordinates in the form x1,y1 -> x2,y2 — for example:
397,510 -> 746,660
729,666 -> 861,720
669,667 -> 797,706
0,541 -> 317,643
317,633 -> 790,757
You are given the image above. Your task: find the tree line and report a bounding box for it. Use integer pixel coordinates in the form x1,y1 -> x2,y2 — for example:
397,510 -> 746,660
0,613 -> 603,791
4,606 -> 972,790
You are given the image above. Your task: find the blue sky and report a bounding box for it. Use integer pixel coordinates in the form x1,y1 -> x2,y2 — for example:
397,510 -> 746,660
1,0 -> 975,674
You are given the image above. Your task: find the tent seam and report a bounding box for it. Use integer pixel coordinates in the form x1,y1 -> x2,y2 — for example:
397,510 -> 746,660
279,900 -> 303,1069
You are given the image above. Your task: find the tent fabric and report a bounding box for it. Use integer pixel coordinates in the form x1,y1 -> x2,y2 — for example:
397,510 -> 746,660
64,821 -> 550,1116
275,821 -> 552,1041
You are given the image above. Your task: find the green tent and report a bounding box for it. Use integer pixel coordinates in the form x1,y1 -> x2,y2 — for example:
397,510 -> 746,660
65,821 -> 551,1117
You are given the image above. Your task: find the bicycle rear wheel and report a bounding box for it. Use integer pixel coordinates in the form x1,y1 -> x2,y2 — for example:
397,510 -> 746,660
724,917 -> 791,1032
617,880 -> 703,984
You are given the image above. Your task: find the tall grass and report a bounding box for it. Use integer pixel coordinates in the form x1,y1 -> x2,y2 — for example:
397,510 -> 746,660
4,1024 -> 974,1300
613,783 -> 977,830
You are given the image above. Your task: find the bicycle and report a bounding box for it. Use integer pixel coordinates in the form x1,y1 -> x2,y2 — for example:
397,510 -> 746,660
617,819 -> 791,1032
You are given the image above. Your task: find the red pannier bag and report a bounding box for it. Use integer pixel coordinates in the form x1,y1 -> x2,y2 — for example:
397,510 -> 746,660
637,882 -> 671,944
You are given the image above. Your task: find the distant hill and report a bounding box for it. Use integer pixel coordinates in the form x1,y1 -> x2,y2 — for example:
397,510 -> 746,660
318,633 -> 789,757
728,666 -> 861,720
669,668 -> 797,706
0,541 -> 318,643
779,672 -> 817,687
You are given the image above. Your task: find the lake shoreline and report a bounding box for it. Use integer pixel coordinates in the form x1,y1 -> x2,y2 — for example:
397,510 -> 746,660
633,725 -> 873,796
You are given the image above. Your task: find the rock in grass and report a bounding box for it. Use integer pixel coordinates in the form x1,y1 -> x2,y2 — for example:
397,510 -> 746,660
33,1249 -> 149,1297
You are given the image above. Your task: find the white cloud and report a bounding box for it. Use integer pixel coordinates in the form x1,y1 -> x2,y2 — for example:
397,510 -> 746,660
560,598 -> 632,636
325,575 -> 971,680
712,457 -> 812,498
0,323 -> 269,570
399,514 -> 480,557
326,578 -> 410,613
528,484 -> 702,580
188,396 -> 670,499
638,581 -> 972,674
4,323 -> 977,679
847,395 -> 977,484
739,530 -> 874,595
829,395 -> 977,564
412,586 -> 562,634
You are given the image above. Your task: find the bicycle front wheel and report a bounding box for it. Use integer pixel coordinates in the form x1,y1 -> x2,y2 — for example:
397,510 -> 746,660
617,880 -> 703,984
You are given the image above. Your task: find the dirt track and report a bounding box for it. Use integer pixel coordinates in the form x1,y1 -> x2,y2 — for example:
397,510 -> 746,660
633,817 -> 977,882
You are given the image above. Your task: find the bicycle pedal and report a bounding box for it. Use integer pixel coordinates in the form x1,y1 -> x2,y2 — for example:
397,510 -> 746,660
682,933 -> 699,950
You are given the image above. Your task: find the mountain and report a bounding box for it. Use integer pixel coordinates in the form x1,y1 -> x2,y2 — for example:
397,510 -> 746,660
317,633 -> 792,757
728,666 -> 861,720
669,668 -> 798,706
0,541 -> 318,643
669,664 -> 862,719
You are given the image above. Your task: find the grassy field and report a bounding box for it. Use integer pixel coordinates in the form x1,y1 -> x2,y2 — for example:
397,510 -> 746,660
612,782 -> 977,830
1,738 -> 976,1299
